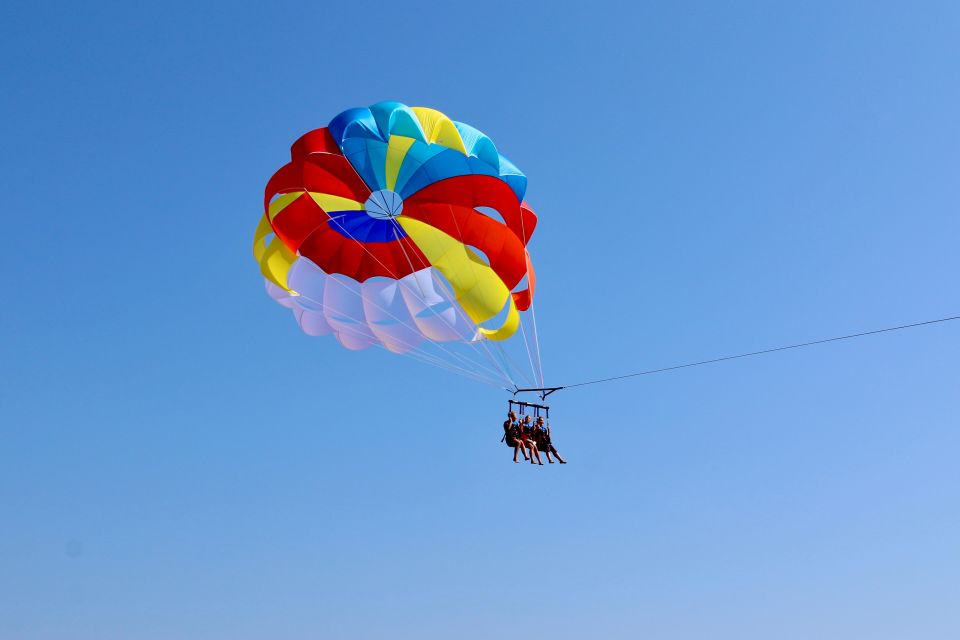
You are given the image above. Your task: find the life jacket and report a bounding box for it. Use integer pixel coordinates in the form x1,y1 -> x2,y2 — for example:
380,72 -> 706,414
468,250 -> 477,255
538,424 -> 551,444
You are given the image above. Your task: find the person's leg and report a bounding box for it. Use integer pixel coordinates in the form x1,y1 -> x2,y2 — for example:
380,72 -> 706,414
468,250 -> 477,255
551,445 -> 566,464
544,448 -> 554,463
512,441 -> 527,462
531,444 -> 543,465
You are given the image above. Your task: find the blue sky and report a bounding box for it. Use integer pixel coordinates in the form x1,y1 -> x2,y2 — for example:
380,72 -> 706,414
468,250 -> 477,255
2,1 -> 958,638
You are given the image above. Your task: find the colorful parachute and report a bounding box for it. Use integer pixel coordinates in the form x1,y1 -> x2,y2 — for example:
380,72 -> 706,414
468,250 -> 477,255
254,102 -> 543,387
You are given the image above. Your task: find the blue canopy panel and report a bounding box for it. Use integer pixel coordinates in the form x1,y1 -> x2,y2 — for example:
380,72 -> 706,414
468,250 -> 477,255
327,210 -> 407,243
369,102 -> 426,141
396,146 -> 500,199
495,154 -> 528,202
453,121 -> 528,202
453,122 -> 501,168
328,108 -> 382,146
328,102 -> 529,202
341,138 -> 389,192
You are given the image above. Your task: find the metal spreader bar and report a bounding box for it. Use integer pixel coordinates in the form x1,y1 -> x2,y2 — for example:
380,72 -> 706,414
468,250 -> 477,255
508,399 -> 550,419
512,386 -> 564,400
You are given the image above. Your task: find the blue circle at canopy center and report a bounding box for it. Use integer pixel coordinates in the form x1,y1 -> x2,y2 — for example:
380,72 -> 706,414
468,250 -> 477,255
364,189 -> 404,219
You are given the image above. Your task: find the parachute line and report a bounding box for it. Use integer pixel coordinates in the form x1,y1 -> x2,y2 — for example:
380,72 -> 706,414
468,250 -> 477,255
527,314 -> 960,394
291,280 -> 509,388
517,207 -> 545,388
323,215 -> 516,387
517,314 -> 540,392
385,217 -> 517,387
529,303 -> 546,388
421,211 -> 528,387
384,217 -> 518,387
426,268 -> 518,385
491,341 -> 536,389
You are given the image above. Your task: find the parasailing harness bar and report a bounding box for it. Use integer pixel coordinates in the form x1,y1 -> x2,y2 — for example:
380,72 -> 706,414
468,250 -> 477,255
508,399 -> 550,420
512,386 -> 564,400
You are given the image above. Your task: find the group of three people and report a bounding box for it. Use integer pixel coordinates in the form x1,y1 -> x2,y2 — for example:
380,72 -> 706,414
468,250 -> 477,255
502,411 -> 566,464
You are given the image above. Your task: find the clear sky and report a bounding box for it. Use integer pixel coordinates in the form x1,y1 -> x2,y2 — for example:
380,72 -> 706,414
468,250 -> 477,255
2,1 -> 958,638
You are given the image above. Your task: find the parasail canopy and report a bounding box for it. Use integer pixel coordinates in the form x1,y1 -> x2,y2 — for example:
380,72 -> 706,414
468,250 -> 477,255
253,102 -> 545,389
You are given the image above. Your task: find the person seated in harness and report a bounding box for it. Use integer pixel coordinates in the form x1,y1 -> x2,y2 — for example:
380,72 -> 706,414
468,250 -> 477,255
535,416 -> 566,464
520,415 -> 543,465
502,411 -> 528,463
